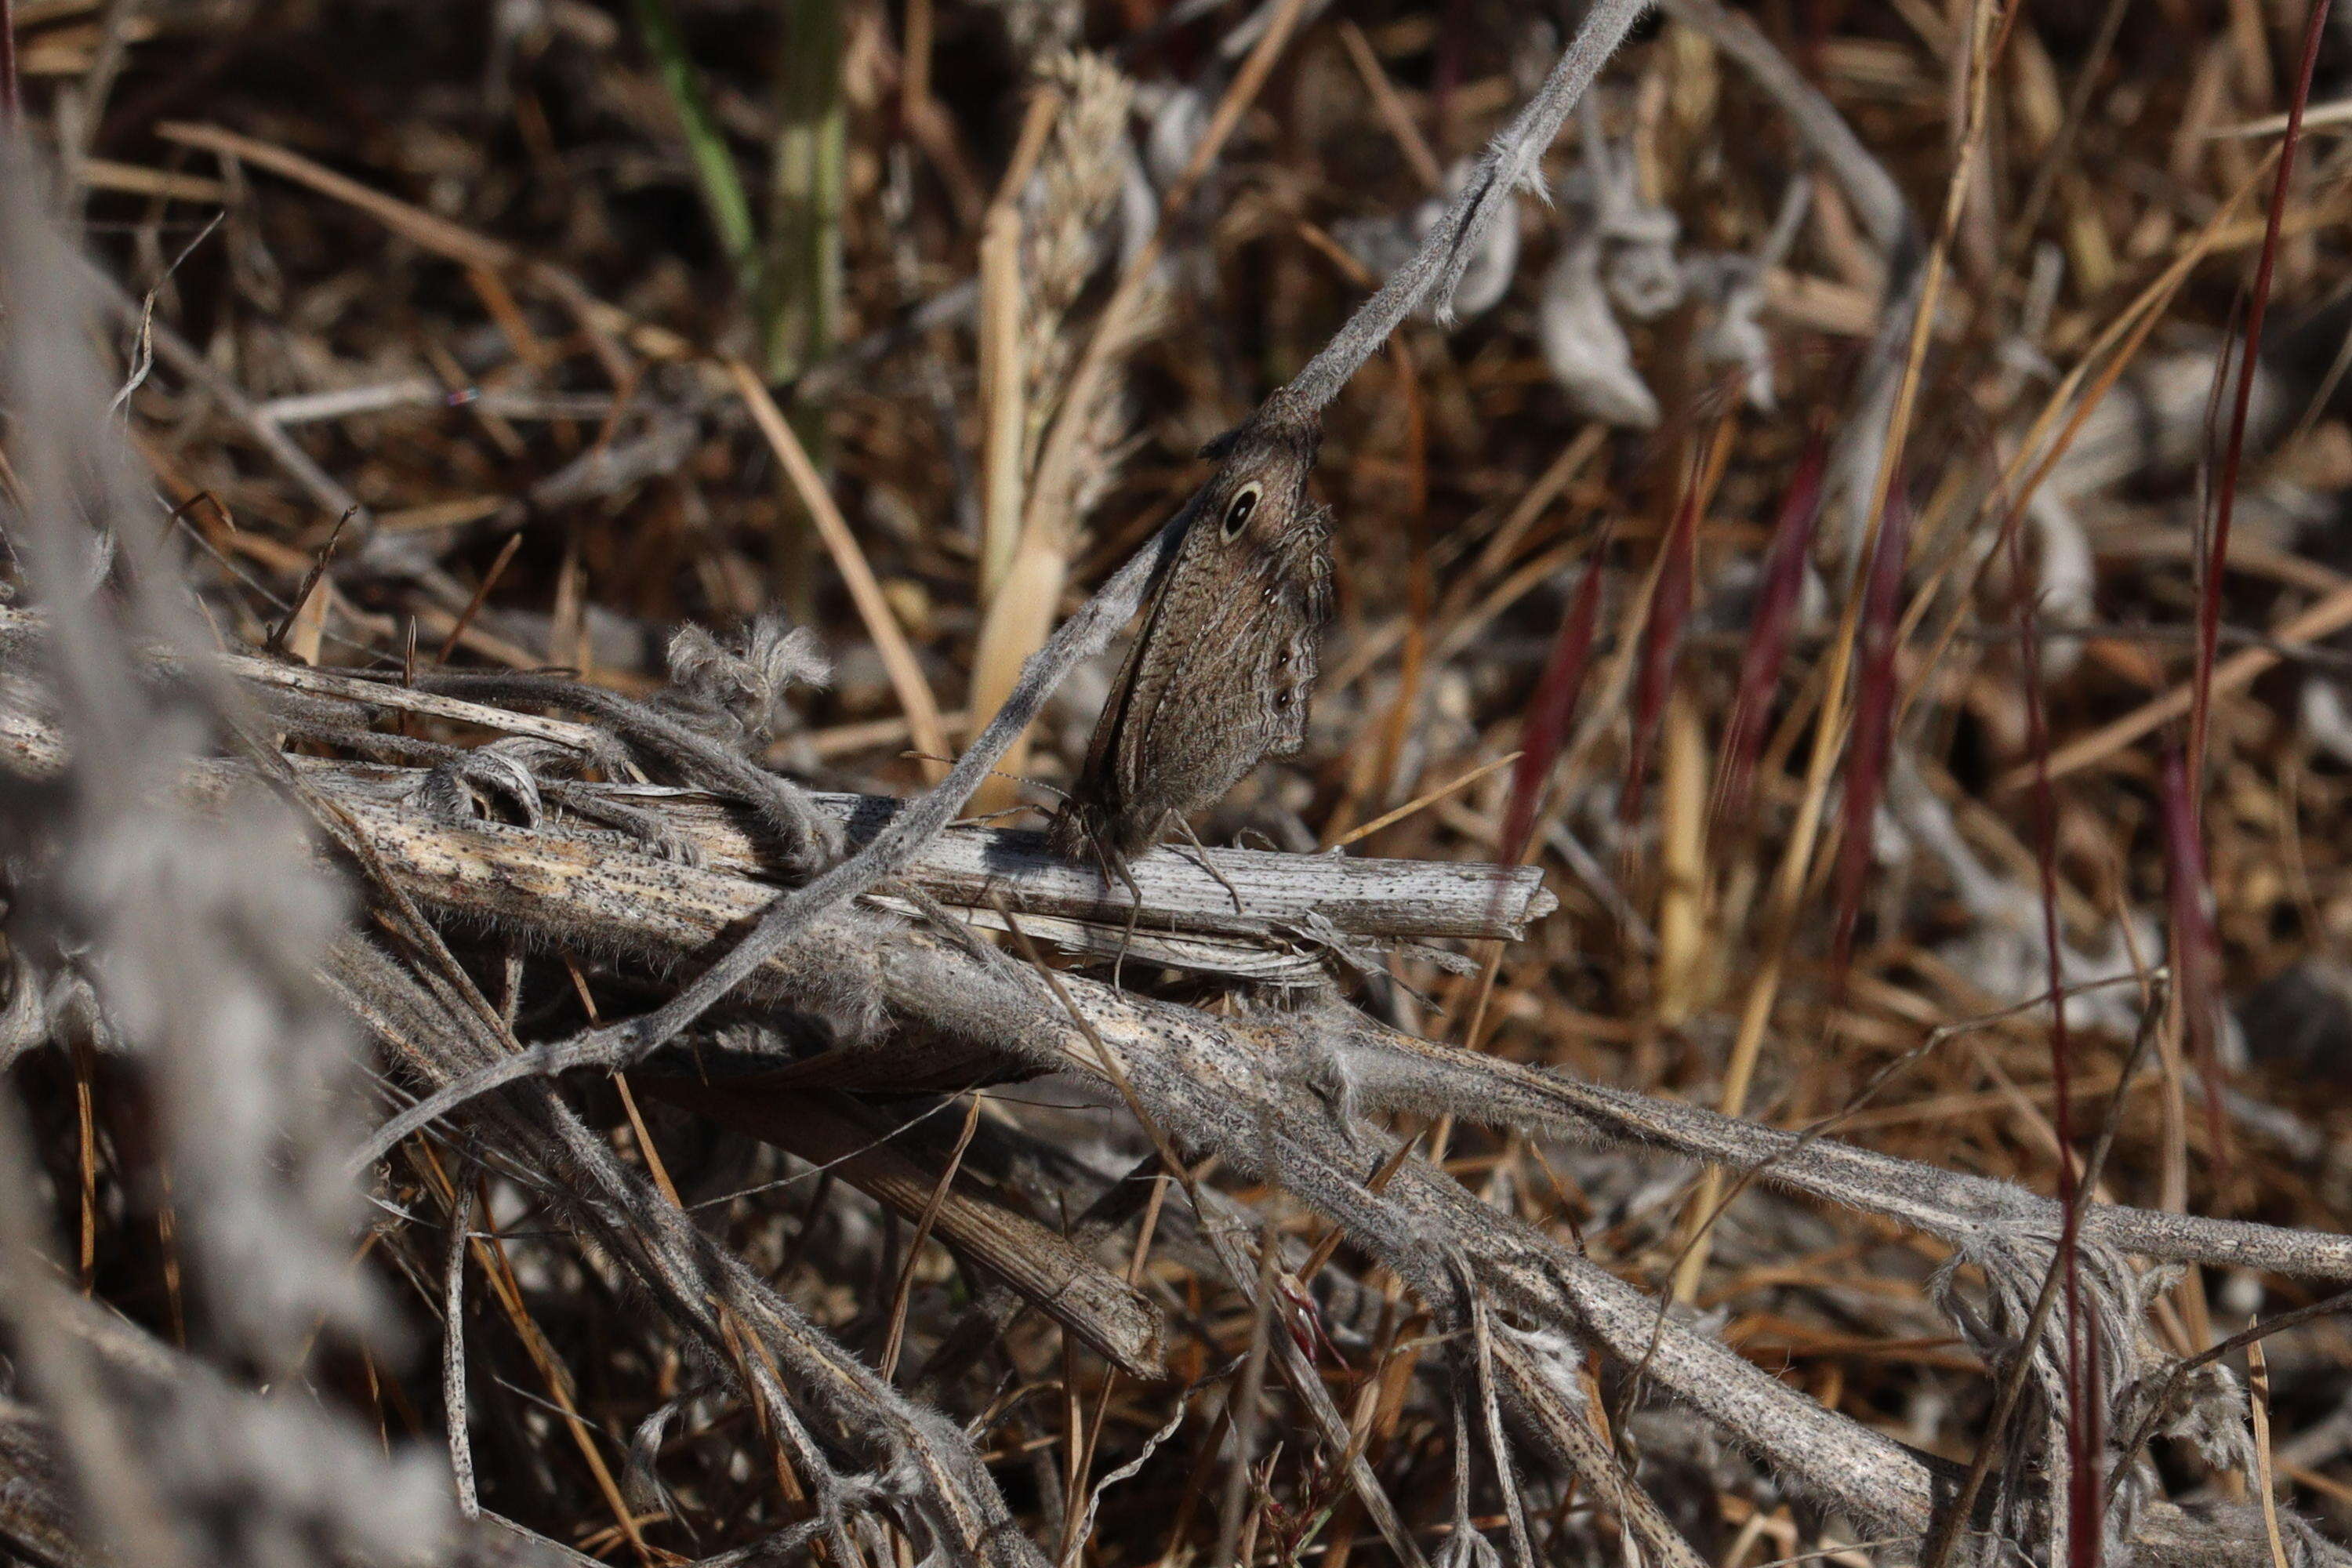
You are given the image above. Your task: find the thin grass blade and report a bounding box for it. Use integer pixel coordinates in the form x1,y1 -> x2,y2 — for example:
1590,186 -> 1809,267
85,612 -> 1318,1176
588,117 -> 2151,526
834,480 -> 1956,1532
628,0 -> 758,277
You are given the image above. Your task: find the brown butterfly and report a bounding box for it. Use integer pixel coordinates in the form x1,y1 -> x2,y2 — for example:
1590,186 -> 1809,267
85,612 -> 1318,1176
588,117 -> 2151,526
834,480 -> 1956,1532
1048,398 -> 1331,868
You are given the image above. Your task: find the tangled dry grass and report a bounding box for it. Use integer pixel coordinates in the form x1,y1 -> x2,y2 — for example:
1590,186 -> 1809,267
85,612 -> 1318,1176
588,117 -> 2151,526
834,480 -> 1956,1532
9,0 -> 2352,1563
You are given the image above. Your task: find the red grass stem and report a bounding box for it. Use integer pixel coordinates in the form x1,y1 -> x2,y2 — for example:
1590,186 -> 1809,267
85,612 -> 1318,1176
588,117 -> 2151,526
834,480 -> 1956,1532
2161,746 -> 2233,1173
1621,457 -> 1703,826
1827,490 -> 1912,982
2190,0 -> 2335,800
1715,433 -> 1827,835
1501,525 -> 1615,868
2011,498 -> 2099,1568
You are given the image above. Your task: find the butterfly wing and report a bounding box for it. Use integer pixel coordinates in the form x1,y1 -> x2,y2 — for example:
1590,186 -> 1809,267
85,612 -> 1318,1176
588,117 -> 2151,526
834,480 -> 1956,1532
1051,410 -> 1329,862
1047,513 -> 1215,858
1261,503 -> 1333,758
1104,503 -> 1331,849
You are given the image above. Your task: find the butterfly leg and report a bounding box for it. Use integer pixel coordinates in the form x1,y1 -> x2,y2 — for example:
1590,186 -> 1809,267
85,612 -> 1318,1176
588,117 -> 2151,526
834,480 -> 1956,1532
1076,828 -> 1149,990
1168,817 -> 1247,915
1108,851 -> 1149,989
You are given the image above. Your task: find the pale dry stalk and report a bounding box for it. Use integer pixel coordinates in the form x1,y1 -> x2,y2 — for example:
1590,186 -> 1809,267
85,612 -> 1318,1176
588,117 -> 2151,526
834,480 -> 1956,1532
972,53 -> 1157,814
